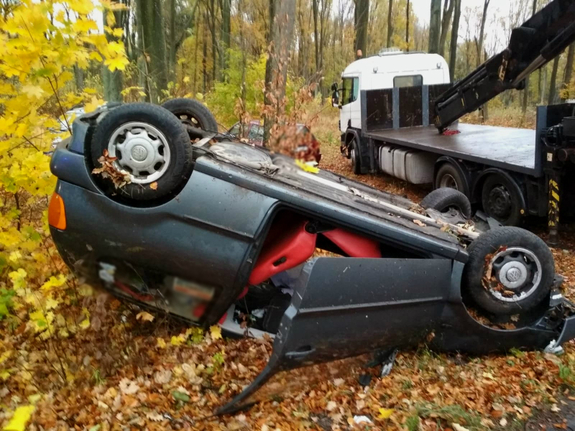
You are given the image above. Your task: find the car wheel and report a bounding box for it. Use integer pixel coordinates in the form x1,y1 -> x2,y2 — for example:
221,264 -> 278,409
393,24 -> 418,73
350,139 -> 361,175
435,163 -> 466,192
420,188 -> 472,219
481,174 -> 523,226
90,103 -> 193,201
463,227 -> 554,316
161,98 -> 218,135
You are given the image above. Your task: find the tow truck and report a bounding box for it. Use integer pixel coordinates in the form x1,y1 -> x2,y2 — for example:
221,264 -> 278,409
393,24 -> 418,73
335,0 -> 575,244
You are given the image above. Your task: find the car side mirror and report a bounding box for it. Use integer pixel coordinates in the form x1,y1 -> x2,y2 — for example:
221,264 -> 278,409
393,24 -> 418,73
331,89 -> 339,108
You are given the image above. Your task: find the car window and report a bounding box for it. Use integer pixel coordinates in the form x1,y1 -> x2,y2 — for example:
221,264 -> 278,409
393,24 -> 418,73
229,123 -> 241,137
393,75 -> 423,88
248,125 -> 264,141
352,77 -> 359,102
342,77 -> 356,106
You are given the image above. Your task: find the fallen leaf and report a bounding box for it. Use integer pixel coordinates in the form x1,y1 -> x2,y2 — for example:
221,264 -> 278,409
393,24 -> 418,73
172,390 -> 190,402
413,219 -> 426,227
453,424 -> 470,431
136,311 -> 154,322
150,182 -> 158,190
119,378 -> 139,395
326,400 -> 337,411
378,408 -> 393,419
210,325 -> 222,340
156,338 -> 167,349
3,405 -> 35,431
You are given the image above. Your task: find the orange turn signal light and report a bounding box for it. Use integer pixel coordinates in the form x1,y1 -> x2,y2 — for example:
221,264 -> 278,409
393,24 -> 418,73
48,192 -> 67,230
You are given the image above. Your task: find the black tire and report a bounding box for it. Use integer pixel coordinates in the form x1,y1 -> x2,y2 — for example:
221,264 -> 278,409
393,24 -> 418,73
463,227 -> 554,316
90,103 -> 193,201
161,98 -> 218,134
435,163 -> 466,192
350,139 -> 361,175
481,174 -> 523,226
420,188 -> 473,219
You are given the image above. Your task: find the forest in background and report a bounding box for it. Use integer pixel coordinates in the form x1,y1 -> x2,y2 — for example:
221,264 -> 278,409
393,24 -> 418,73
83,0 -> 575,132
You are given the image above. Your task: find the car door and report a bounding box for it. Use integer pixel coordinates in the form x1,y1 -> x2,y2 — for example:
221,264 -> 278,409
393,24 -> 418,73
273,257 -> 452,369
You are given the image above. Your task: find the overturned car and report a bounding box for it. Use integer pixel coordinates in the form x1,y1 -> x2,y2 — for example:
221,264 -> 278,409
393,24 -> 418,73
48,100 -> 575,414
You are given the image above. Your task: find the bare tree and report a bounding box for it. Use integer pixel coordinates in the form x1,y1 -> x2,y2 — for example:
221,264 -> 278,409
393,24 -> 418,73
263,0 -> 297,144
476,0 -> 490,67
549,55 -> 560,105
429,0 -> 441,53
136,0 -> 168,103
448,0 -> 461,81
439,0 -> 454,57
561,43 -> 575,101
354,0 -> 369,58
386,0 -> 393,47
221,0 -> 231,73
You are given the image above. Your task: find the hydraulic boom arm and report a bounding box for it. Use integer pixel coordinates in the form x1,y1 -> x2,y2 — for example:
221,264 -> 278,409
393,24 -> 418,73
434,0 -> 575,131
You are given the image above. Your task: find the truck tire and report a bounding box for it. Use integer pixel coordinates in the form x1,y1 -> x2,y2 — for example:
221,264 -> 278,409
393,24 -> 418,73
350,139 -> 361,175
481,174 -> 523,226
463,227 -> 553,316
420,188 -> 472,219
90,103 -> 193,201
435,163 -> 466,192
161,98 -> 219,134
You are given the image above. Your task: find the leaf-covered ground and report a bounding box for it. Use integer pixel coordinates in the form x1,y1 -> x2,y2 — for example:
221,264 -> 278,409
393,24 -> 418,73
3,133 -> 575,431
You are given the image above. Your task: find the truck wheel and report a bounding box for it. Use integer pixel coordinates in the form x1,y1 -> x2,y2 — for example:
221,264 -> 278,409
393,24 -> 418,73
90,103 -> 193,201
350,139 -> 361,174
420,188 -> 472,219
481,174 -> 523,226
435,163 -> 466,192
463,227 -> 553,316
161,98 -> 218,134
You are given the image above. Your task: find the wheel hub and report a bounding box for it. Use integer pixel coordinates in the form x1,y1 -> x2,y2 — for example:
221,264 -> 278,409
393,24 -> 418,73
130,143 -> 149,162
488,247 -> 542,303
499,261 -> 528,289
107,122 -> 171,185
487,186 -> 512,219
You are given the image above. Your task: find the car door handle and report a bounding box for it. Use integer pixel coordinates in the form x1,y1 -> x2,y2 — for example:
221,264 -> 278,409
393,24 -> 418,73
285,346 -> 316,359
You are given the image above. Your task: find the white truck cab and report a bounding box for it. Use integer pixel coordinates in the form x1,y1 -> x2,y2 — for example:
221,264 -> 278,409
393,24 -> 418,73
337,50 -> 450,133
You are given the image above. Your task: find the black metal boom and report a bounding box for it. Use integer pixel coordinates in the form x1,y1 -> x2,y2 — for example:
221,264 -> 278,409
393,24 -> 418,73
434,0 -> 575,131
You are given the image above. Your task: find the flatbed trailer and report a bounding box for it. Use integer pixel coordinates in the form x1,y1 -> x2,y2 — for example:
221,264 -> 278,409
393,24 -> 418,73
346,85 -> 575,243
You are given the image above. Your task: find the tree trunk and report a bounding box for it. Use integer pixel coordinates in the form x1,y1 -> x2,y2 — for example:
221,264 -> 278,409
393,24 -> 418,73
136,0 -> 168,103
263,0 -> 296,147
406,0 -> 410,49
549,55 -> 560,105
102,8 -> 123,102
448,0 -> 461,81
354,0 -> 369,58
221,0 -> 231,73
476,0 -> 490,68
169,0 -> 176,81
74,66 -> 84,92
429,0 -> 441,53
386,0 -> 393,48
203,9 -> 208,95
522,0 -> 538,113
439,0 -> 454,57
313,0 -> 320,77
561,43 -> 575,101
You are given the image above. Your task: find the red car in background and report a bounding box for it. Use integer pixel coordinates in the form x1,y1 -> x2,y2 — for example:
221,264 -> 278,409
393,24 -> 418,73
227,120 -> 322,163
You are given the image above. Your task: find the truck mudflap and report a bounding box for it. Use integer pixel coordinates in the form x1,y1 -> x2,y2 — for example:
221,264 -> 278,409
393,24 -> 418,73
217,258 -> 575,415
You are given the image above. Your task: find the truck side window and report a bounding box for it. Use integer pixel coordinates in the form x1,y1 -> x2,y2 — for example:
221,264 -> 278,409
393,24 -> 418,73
341,77 -> 359,105
393,75 -> 423,88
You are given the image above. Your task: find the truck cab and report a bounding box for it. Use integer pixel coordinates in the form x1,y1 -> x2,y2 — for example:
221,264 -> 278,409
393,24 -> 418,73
338,50 -> 450,133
